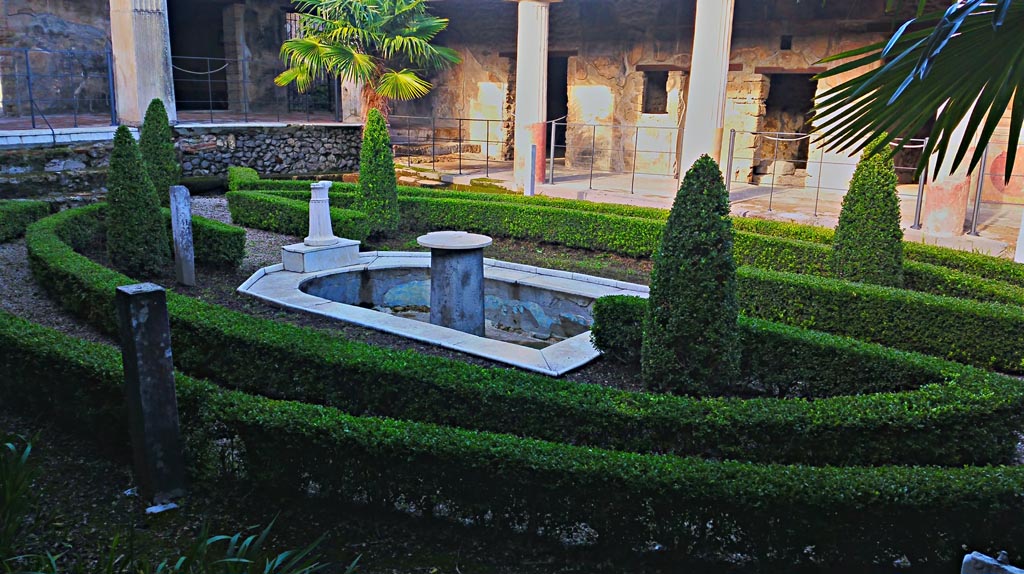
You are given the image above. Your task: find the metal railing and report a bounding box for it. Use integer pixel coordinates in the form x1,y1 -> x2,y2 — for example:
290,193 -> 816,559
387,115 -> 513,177
966,140 -> 1024,248
0,47 -> 117,129
170,56 -> 345,124
545,120 -> 681,194
725,130 -> 930,219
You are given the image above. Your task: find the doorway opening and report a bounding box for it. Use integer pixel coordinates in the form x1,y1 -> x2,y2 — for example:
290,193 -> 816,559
547,55 -> 569,158
755,73 -> 817,183
167,0 -> 228,110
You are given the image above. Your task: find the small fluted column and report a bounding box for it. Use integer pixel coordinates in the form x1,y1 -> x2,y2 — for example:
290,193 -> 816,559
305,181 -> 339,246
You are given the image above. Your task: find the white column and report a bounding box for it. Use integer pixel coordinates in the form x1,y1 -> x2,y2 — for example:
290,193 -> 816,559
306,181 -> 339,246
110,0 -> 177,125
679,0 -> 735,173
511,0 -> 559,191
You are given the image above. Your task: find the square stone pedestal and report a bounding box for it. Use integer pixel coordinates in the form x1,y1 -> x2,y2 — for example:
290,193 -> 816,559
282,239 -> 361,273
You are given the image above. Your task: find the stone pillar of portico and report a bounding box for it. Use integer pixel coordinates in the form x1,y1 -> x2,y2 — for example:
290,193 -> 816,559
679,0 -> 736,173
921,104 -> 977,236
110,0 -> 177,125
510,0 -> 559,191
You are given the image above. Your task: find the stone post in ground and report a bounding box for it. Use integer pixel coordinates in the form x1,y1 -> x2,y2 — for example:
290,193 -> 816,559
679,0 -> 736,171
169,186 -> 195,287
511,0 -> 559,191
109,0 -> 176,125
418,231 -> 493,337
115,283 -> 186,504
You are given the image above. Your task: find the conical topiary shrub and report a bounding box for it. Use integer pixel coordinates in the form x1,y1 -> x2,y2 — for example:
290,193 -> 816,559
106,125 -> 170,277
356,108 -> 399,236
641,155 -> 740,396
831,134 -> 904,287
139,98 -> 181,207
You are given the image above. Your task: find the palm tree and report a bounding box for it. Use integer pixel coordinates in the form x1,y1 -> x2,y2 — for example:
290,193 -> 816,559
275,0 -> 461,116
812,0 -> 1024,183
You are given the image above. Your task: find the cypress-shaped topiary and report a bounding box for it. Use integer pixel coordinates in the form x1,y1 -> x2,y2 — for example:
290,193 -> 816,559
831,134 -> 904,287
139,98 -> 181,207
106,125 -> 170,277
356,108 -> 399,236
641,155 -> 740,396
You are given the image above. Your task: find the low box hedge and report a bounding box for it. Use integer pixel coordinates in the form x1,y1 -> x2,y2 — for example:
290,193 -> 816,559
226,191 -> 370,241
166,208 -> 245,269
591,295 -> 965,398
24,206 -> 1024,467
227,166 -> 260,192
0,199 -> 49,242
243,176 -> 1024,291
2,308 -> 1024,568
237,188 -> 1024,309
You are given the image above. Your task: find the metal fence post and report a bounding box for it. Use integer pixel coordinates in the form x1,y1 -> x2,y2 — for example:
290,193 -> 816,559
969,144 -> 989,236
107,50 -> 118,125
458,118 -> 464,175
549,119 -> 557,184
813,146 -> 825,217
485,120 -> 491,178
630,126 -> 640,194
431,116 -> 436,170
725,129 -> 736,193
911,145 -> 928,230
206,58 -> 214,123
24,49 -> 36,129
241,59 -> 250,123
333,74 -> 341,123
589,124 -> 597,190
768,135 -> 779,211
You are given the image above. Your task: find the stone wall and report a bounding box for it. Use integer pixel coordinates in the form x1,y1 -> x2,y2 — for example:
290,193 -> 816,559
0,124 -> 363,201
174,124 -> 362,177
0,0 -> 113,116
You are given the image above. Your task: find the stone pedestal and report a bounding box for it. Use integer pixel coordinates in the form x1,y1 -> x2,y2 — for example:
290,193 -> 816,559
306,180 -> 339,247
109,0 -> 176,125
418,231 -> 493,336
282,239 -> 361,273
679,0 -> 736,170
169,186 -> 195,287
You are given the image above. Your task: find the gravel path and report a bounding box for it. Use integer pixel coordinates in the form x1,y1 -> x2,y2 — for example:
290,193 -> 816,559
191,196 -> 299,273
0,239 -> 112,344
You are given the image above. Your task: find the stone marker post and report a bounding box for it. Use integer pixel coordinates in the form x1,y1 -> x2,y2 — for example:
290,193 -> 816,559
417,231 -> 493,337
169,186 -> 195,287
116,283 -> 186,504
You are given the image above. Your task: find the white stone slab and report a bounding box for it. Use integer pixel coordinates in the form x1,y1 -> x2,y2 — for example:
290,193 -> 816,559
282,240 -> 360,273
238,251 -> 648,376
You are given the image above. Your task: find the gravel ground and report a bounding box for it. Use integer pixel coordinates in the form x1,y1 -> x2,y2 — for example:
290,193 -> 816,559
191,195 -> 301,273
0,239 -> 112,344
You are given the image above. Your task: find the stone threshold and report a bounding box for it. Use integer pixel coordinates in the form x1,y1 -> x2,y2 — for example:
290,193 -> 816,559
237,252 -> 649,376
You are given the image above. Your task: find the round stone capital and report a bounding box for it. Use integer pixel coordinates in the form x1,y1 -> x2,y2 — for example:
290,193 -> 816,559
417,231 -> 493,250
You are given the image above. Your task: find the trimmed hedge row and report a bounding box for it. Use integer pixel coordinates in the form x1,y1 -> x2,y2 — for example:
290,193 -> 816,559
0,200 -> 49,242
242,175 -> 1024,289
591,295 -> 965,398
24,206 -> 1024,467
226,191 -> 370,241
239,188 -> 1024,309
590,264 -> 1024,375
3,308 -> 1024,568
168,208 -> 246,269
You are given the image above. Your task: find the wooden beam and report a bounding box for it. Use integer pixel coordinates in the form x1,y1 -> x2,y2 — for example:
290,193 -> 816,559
754,66 -> 827,75
636,63 -> 742,73
499,49 -> 578,58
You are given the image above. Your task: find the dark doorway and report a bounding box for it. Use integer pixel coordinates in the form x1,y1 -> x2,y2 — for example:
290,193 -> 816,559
547,56 -> 569,158
167,0 -> 229,110
757,74 -> 817,174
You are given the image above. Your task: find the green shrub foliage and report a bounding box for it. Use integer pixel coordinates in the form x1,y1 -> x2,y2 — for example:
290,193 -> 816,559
642,155 -> 740,395
0,200 -> 49,243
139,98 -> 181,207
106,125 -> 169,277
357,109 -> 399,236
832,135 -> 904,286
227,166 -> 260,191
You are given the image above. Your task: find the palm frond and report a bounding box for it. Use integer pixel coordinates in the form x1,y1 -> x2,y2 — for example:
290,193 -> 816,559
812,0 -> 1024,182
375,69 -> 432,100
